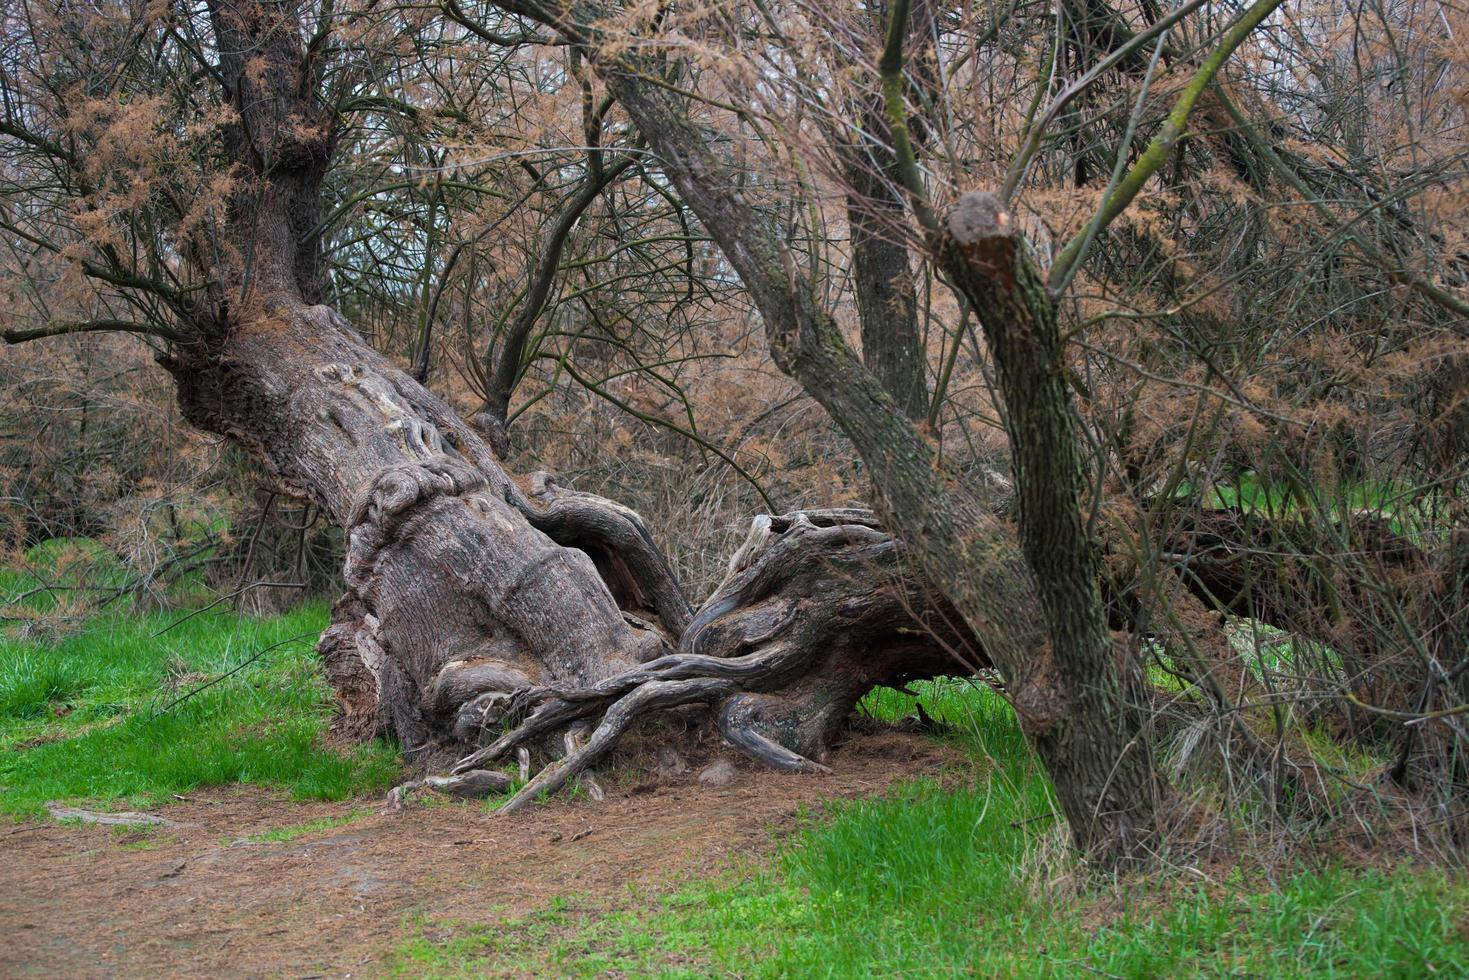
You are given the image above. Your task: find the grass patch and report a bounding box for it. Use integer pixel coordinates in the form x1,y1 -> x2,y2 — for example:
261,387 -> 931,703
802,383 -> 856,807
0,601 -> 399,817
1182,472 -> 1414,519
241,807 -> 369,844
390,679 -> 1469,977
1175,472 -> 1444,540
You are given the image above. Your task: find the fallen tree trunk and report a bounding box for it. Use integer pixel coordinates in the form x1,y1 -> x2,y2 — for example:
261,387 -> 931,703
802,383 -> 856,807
167,294 -> 979,785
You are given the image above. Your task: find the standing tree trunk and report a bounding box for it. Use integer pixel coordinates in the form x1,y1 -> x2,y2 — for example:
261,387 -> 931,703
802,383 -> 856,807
840,0 -> 934,421
847,167 -> 927,421
937,193 -> 1158,858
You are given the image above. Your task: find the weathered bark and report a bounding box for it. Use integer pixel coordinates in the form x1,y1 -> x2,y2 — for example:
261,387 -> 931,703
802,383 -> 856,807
453,508 -> 982,811
512,471 -> 692,638
166,301 -> 671,758
155,0 -> 677,765
847,170 -> 927,420
685,509 -> 981,761
163,185 -> 968,790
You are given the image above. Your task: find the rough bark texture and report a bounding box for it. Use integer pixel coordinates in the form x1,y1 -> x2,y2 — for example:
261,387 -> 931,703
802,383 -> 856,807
848,179 -> 926,420
452,508 -> 983,812
841,1 -> 931,420
167,301 -> 670,759
175,296 -> 968,776
937,192 -> 1158,859
136,0 -> 982,792
515,471 -> 692,638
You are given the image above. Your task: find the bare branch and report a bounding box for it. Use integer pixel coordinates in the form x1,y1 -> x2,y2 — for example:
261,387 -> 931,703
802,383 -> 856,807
3,319 -> 187,346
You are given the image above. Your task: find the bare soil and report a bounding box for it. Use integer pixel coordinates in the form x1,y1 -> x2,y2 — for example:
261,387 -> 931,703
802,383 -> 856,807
0,732 -> 954,978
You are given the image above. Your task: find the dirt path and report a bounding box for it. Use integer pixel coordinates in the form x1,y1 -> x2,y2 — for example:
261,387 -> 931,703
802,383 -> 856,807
0,732 -> 953,978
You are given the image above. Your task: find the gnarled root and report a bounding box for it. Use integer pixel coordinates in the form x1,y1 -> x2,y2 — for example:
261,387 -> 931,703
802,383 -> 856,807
449,509 -> 985,812
386,768 -> 514,810
498,678 -> 734,814
719,694 -> 832,773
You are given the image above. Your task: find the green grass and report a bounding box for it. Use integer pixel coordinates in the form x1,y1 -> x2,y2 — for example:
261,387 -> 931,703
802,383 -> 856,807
5,557 -> 1467,976
388,680 -> 1469,978
0,600 -> 399,817
1182,472 -> 1411,517
241,807 -> 369,843
1178,472 -> 1442,540
2,540 -> 147,620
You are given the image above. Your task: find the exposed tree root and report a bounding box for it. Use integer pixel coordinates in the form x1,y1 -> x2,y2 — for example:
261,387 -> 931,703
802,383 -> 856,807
155,292 -> 979,818
428,508 -> 983,812
718,695 -> 833,773
498,678 -> 735,814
